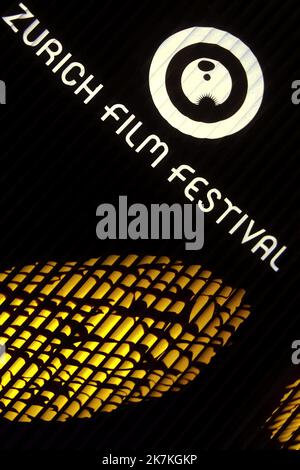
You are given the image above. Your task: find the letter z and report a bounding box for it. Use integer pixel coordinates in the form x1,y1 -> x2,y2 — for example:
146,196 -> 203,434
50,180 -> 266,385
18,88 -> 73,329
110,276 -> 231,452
2,3 -> 34,33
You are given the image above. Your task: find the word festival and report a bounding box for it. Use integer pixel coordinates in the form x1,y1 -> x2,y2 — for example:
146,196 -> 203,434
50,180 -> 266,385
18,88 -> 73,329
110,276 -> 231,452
2,2 -> 288,271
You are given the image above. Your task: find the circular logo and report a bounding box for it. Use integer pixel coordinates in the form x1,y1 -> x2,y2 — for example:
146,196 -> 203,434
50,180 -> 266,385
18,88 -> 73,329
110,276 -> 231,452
149,27 -> 264,139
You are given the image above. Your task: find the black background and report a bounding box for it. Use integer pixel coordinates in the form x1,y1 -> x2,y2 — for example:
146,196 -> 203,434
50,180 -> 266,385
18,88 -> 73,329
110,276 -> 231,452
0,0 -> 299,463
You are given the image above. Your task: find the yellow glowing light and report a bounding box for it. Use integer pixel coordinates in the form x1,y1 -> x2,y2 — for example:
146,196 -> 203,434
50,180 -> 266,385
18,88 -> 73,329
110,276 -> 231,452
0,255 -> 250,421
266,380 -> 300,450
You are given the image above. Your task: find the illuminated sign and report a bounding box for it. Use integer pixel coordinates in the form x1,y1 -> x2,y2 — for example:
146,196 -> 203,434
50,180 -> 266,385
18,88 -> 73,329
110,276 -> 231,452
1,3 -> 288,271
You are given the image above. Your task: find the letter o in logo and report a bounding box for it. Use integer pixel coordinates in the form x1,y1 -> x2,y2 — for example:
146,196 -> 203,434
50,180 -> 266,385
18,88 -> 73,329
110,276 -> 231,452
149,27 -> 264,139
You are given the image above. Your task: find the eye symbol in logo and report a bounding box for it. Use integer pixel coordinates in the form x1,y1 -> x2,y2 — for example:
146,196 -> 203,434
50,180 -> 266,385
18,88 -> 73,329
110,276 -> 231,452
181,59 -> 232,106
149,27 -> 264,139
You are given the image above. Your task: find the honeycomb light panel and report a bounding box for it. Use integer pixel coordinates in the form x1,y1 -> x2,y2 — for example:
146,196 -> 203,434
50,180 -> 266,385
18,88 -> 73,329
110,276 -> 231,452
0,255 -> 250,422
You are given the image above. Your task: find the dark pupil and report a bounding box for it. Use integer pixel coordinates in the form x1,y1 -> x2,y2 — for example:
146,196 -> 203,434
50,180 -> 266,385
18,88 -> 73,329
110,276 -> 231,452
198,60 -> 215,71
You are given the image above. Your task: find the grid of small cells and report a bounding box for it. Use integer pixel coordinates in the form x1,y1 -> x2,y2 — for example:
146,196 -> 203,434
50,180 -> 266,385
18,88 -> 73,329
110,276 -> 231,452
267,380 -> 300,450
0,254 -> 250,422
